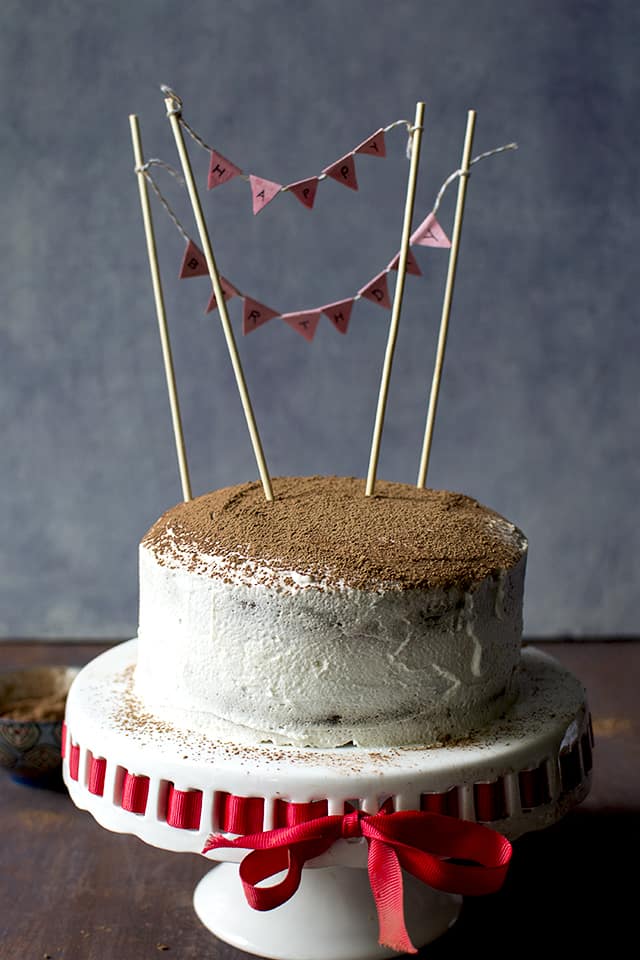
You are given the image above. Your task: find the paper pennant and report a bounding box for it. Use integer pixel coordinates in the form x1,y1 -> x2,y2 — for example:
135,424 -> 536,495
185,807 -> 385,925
205,277 -> 240,314
207,149 -> 242,190
354,128 -> 386,158
323,153 -> 358,191
281,309 -> 322,342
358,271 -> 392,309
320,298 -> 354,335
410,212 -> 451,248
287,177 -> 319,209
387,248 -> 422,276
179,239 -> 209,279
249,175 -> 282,215
242,297 -> 279,335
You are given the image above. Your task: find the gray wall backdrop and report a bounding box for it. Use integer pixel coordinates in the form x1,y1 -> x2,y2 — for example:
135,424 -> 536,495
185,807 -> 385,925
1,0 -> 638,640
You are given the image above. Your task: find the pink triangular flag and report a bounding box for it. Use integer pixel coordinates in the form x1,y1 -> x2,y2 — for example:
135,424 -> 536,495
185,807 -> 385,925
249,175 -> 282,215
354,128 -> 386,158
179,239 -> 209,279
287,177 -> 319,209
358,271 -> 392,309
323,153 -> 358,191
320,298 -> 354,335
410,213 -> 451,248
387,248 -> 422,276
242,297 -> 279,335
281,310 -> 322,343
205,277 -> 240,314
207,149 -> 242,190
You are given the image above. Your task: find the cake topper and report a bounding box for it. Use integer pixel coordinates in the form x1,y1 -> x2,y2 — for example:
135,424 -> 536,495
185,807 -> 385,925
129,88 -> 516,502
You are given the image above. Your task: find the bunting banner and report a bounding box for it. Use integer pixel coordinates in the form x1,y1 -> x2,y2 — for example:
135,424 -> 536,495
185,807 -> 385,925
178,207 -> 450,343
249,175 -> 282,215
354,128 -> 387,157
180,119 -> 415,214
207,149 -> 243,190
388,248 -> 422,276
322,153 -> 359,191
410,212 -> 451,248
179,239 -> 209,278
358,271 -> 392,309
242,297 -> 280,336
143,133 -> 516,343
321,298 -> 354,335
286,177 -> 319,209
206,277 -> 240,314
281,309 -> 322,342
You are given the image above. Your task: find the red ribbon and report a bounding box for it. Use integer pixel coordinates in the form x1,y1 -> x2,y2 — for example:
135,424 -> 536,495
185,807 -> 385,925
203,808 -> 512,954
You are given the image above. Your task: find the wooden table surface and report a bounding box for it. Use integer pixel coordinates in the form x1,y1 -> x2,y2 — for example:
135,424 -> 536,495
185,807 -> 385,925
0,639 -> 637,959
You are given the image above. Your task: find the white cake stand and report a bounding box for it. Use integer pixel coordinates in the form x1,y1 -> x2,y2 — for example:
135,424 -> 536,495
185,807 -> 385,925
63,641 -> 591,960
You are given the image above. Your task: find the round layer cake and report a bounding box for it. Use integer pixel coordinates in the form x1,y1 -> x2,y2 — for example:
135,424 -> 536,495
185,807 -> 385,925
134,476 -> 527,748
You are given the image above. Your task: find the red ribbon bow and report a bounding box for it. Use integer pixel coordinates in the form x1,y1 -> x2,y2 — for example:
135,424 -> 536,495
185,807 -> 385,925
203,808 -> 512,953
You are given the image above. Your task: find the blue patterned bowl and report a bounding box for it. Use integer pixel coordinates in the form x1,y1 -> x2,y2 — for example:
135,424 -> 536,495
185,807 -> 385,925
0,665 -> 79,788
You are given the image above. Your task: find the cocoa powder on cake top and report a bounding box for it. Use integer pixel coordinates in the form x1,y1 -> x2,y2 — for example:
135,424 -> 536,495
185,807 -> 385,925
142,476 -> 525,591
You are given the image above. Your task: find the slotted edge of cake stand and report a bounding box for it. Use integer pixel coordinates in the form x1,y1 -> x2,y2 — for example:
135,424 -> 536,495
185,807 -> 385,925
63,639 -> 592,857
62,641 -> 591,959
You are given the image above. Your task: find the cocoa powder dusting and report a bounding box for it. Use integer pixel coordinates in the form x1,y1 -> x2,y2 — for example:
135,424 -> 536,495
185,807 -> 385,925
142,476 -> 526,590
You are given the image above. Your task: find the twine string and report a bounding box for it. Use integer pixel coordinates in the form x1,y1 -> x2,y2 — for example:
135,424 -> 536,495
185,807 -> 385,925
137,166 -> 191,243
431,142 -> 517,215
164,84 -> 418,189
471,141 -> 518,165
141,141 -> 516,254
138,158 -> 185,185
161,84 -> 183,116
405,123 -> 424,159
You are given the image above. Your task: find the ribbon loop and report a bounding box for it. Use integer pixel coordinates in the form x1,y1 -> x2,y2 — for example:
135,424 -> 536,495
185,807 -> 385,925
202,804 -> 512,953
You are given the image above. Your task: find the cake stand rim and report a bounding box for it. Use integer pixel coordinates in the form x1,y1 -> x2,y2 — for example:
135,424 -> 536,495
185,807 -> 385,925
62,639 -> 592,860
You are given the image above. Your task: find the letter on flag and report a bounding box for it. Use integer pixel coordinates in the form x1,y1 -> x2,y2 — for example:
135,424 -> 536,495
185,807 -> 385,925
281,310 -> 322,343
387,248 -> 422,276
205,277 -> 240,314
322,154 -> 358,191
321,298 -> 354,335
358,271 -> 392,309
207,149 -> 243,190
179,239 -> 209,279
410,213 -> 451,248
286,177 -> 319,210
249,175 -> 282,215
354,128 -> 386,157
242,297 -> 279,335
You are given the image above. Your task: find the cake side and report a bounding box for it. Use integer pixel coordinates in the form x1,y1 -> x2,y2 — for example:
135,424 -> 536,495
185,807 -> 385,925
135,477 -> 527,748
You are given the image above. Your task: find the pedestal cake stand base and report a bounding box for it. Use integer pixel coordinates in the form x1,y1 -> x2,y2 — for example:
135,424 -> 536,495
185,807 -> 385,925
63,641 -> 592,959
193,861 -> 461,960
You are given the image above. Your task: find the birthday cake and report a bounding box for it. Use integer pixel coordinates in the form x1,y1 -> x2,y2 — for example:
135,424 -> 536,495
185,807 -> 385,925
134,475 -> 527,748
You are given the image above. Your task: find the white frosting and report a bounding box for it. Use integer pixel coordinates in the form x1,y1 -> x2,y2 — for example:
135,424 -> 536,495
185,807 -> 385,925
134,536 -> 527,748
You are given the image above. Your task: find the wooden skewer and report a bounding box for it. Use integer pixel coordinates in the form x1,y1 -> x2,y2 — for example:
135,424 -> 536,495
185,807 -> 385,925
163,95 -> 274,502
417,109 -> 477,489
365,101 -> 425,497
129,113 -> 192,502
